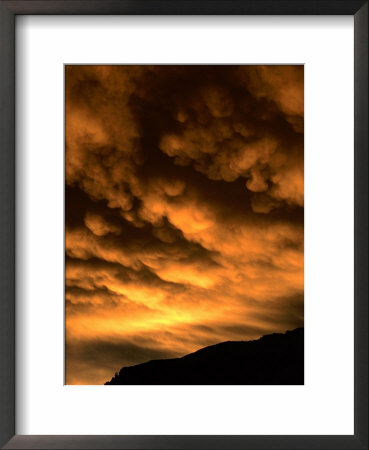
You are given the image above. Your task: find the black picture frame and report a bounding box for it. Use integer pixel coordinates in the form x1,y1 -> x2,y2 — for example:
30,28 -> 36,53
0,1 -> 367,449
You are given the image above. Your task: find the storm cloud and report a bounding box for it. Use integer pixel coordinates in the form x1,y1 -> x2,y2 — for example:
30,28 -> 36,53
65,65 -> 304,384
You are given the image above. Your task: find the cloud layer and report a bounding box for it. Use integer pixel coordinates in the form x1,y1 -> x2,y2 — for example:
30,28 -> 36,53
65,65 -> 304,385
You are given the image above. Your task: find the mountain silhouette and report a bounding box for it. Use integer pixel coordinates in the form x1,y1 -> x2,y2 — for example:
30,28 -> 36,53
105,327 -> 304,385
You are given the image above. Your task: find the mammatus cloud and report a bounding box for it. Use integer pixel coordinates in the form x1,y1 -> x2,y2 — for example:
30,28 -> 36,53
65,65 -> 304,385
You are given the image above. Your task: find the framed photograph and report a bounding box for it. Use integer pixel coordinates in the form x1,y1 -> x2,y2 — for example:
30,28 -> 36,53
0,1 -> 367,449
65,63 -> 305,387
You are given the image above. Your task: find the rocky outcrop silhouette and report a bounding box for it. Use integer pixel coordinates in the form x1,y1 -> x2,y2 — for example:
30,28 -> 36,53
105,327 -> 304,385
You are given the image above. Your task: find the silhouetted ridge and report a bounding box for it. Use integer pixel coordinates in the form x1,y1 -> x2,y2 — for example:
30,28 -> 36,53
105,327 -> 304,385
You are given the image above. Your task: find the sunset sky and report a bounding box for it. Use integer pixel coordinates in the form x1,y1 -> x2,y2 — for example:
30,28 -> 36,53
65,65 -> 304,385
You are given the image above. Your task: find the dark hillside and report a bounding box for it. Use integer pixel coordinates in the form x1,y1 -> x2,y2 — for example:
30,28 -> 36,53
105,327 -> 304,385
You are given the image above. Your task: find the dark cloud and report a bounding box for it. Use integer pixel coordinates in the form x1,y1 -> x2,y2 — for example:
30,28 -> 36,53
66,338 -> 179,385
65,65 -> 304,384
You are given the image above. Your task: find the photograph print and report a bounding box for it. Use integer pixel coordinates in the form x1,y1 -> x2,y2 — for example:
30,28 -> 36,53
65,65 -> 304,385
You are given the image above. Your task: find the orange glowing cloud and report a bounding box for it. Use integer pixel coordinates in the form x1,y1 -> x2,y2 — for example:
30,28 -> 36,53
65,65 -> 304,384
